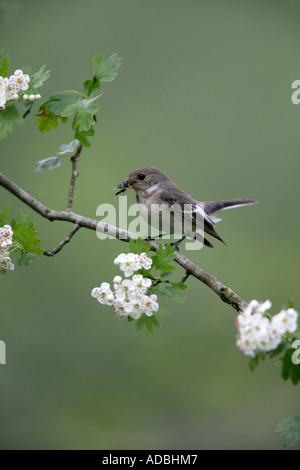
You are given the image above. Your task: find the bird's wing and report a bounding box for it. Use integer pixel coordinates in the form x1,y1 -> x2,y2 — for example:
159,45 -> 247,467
159,187 -> 225,246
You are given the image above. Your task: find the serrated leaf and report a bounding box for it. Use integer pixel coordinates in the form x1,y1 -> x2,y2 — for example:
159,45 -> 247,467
129,237 -> 151,255
93,52 -> 123,82
156,263 -> 176,273
29,65 -> 50,89
0,103 -> 23,141
275,415 -> 300,449
0,204 -> 10,226
288,299 -> 295,309
83,77 -> 100,96
36,108 -> 60,132
75,128 -> 94,147
151,243 -> 176,271
11,211 -> 43,255
152,281 -> 186,303
34,156 -> 62,173
17,253 -> 40,266
44,92 -> 81,116
59,95 -> 100,133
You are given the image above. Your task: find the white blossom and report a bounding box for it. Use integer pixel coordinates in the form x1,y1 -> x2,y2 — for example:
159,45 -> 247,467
271,309 -> 298,334
0,256 -> 14,271
141,294 -> 159,317
136,252 -> 153,270
114,252 -> 140,277
115,279 -> 134,301
0,70 -> 31,108
92,252 -> 159,322
13,70 -> 30,91
0,77 -> 6,109
0,224 -> 13,248
236,299 -> 299,357
91,282 -> 114,305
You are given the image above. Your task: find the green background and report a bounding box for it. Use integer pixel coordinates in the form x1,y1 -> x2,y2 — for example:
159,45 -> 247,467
1,0 -> 300,450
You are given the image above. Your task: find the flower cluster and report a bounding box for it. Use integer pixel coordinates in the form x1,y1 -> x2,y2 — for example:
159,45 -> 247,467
92,252 -> 158,320
0,225 -> 14,272
0,70 -> 30,110
114,252 -> 152,277
236,300 -> 298,357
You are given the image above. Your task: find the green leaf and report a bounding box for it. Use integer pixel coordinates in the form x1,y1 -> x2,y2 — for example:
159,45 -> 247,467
11,211 -> 43,255
36,107 -> 60,132
136,314 -> 147,332
275,415 -> 300,449
0,51 -> 9,77
135,314 -> 161,335
52,94 -> 100,133
44,92 -> 81,116
83,77 -> 100,96
156,306 -> 171,316
71,101 -> 99,132
0,103 -> 23,141
93,52 -> 123,83
145,316 -> 155,337
152,281 -> 187,303
17,253 -> 40,266
151,243 -> 176,272
248,352 -> 265,372
75,128 -> 95,147
288,299 -> 295,309
29,65 -> 50,89
151,315 -> 161,329
129,237 -> 151,255
0,203 -> 10,226
34,156 -> 63,173
280,348 -> 300,385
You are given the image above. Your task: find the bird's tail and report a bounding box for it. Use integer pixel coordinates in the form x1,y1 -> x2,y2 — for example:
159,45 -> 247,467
204,199 -> 258,216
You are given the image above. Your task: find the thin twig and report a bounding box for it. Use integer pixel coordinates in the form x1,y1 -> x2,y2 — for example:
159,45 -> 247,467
22,108 -> 31,119
67,143 -> 82,211
0,171 -> 248,312
44,224 -> 80,257
180,271 -> 190,283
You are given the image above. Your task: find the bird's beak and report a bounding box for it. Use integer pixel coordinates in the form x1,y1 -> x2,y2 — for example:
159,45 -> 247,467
114,179 -> 131,195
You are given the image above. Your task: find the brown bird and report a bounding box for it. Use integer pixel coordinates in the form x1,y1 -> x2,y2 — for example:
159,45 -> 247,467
115,166 -> 257,249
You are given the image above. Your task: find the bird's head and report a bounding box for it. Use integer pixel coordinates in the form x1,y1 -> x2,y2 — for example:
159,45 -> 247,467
115,167 -> 170,194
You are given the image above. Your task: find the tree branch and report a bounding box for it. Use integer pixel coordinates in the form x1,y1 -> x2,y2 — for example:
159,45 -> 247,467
44,223 -> 80,256
67,143 -> 82,211
0,172 -> 248,312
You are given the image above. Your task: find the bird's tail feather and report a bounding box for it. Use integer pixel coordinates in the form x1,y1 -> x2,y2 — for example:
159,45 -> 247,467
204,199 -> 258,215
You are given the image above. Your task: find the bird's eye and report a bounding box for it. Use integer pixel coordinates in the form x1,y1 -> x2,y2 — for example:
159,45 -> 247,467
138,174 -> 146,180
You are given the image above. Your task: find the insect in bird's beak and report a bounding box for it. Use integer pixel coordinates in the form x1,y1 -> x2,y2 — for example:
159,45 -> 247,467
114,180 -> 129,195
